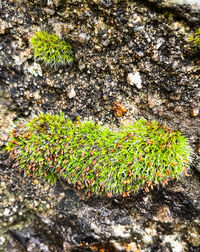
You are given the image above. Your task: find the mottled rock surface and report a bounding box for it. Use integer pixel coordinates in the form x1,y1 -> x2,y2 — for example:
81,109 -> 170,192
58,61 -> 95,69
0,0 -> 200,251
146,0 -> 200,23
1,155 -> 200,251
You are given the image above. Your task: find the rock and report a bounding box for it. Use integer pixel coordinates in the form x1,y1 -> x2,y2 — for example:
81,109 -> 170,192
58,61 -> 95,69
1,170 -> 200,252
0,19 -> 8,34
43,7 -> 55,16
0,105 -> 17,147
148,93 -> 164,108
127,72 -> 142,89
71,33 -> 91,44
146,0 -> 200,22
191,107 -> 199,117
196,161 -> 200,173
163,234 -> 183,252
153,206 -> 174,223
28,62 -> 43,77
170,93 -> 182,101
3,209 -> 10,216
189,228 -> 200,247
110,240 -> 138,251
48,0 -> 64,7
77,33 -> 91,44
67,86 -> 76,99
155,0 -> 200,10
13,49 -> 33,66
53,22 -> 75,37
78,60 -> 86,70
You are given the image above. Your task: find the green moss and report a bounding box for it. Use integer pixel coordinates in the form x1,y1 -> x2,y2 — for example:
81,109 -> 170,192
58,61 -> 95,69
6,113 -> 192,197
31,31 -> 74,66
190,28 -> 200,48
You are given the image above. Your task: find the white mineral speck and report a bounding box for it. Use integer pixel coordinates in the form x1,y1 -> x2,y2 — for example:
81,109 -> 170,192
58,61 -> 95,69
3,208 -> 10,216
163,234 -> 183,252
127,72 -> 142,89
0,236 -> 5,245
143,234 -> 153,244
13,206 -> 18,212
28,62 -> 43,77
112,224 -> 130,238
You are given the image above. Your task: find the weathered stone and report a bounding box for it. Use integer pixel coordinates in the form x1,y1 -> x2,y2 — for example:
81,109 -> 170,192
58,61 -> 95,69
79,33 -> 91,44
148,93 -> 164,108
153,206 -> 174,223
191,107 -> 199,117
0,105 -> 17,147
0,19 -> 8,34
53,22 -> 75,37
67,86 -> 76,99
146,0 -> 200,22
43,7 -> 55,16
28,62 -> 43,77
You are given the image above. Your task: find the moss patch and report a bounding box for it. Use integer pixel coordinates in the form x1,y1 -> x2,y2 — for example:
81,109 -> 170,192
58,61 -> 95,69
31,31 -> 74,66
6,113 -> 192,197
190,28 -> 200,48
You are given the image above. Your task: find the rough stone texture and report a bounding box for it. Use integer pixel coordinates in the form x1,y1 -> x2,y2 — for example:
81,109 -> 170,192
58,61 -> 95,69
0,0 -> 200,251
1,156 -> 200,251
146,0 -> 200,23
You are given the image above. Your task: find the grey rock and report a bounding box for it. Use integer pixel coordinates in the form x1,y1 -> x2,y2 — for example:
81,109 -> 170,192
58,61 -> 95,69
77,33 -> 91,44
0,19 -> 9,34
146,0 -> 200,22
44,7 -> 55,16
67,86 -> 76,99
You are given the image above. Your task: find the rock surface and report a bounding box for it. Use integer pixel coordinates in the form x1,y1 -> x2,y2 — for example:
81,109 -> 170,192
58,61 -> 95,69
0,0 -> 200,251
1,153 -> 200,251
146,0 -> 200,23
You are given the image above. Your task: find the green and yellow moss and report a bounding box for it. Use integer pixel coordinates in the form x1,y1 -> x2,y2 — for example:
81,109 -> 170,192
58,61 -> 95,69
190,28 -> 200,48
31,31 -> 74,66
6,113 -> 192,197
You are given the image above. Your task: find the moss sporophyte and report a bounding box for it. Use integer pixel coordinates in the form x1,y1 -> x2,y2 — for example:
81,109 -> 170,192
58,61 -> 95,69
31,31 -> 74,66
6,113 -> 192,197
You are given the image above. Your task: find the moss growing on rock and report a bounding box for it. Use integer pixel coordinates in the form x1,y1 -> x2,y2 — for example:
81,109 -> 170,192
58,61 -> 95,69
6,113 -> 192,197
31,31 -> 74,66
190,28 -> 200,48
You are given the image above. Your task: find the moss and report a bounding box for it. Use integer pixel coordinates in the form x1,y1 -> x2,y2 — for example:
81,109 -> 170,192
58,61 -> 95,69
6,113 -> 192,197
31,31 -> 74,67
190,28 -> 200,48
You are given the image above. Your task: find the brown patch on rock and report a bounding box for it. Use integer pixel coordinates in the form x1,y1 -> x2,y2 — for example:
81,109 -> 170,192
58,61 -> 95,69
153,206 -> 173,223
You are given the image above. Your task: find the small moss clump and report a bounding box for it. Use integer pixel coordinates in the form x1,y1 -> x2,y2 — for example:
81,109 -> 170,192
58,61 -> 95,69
190,28 -> 200,48
31,31 -> 74,66
6,113 -> 192,197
